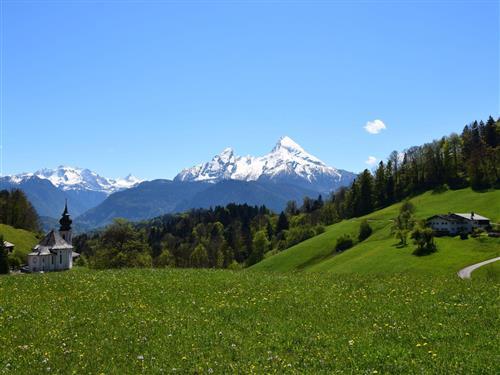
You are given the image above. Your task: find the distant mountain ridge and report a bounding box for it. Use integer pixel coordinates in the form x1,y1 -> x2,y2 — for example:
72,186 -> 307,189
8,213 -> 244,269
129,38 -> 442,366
175,136 -> 355,192
1,167 -> 141,219
8,166 -> 141,194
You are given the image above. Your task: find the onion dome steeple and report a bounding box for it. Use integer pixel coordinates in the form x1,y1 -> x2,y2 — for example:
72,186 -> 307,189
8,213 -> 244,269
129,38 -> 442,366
59,200 -> 72,232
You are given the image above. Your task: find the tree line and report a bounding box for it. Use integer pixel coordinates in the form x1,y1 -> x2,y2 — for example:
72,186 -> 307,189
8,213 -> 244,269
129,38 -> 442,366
330,116 -> 499,220
0,189 -> 40,232
74,202 -> 327,269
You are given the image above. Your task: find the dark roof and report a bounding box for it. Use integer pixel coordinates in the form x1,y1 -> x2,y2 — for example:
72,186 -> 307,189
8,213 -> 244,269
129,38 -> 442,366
426,214 -> 466,223
29,230 -> 73,256
59,200 -> 72,232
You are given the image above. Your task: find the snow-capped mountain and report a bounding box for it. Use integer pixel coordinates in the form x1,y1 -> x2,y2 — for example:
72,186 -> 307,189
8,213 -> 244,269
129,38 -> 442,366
175,136 -> 356,192
8,166 -> 142,195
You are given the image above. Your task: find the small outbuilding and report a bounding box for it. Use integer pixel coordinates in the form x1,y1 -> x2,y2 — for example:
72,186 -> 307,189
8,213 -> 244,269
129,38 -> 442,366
3,241 -> 14,253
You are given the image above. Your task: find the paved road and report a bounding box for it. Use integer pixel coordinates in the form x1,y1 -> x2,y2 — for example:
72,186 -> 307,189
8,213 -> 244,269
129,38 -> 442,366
457,256 -> 500,279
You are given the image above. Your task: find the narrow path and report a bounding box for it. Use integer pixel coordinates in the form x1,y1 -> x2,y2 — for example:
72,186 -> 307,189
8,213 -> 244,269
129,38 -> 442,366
457,256 -> 500,279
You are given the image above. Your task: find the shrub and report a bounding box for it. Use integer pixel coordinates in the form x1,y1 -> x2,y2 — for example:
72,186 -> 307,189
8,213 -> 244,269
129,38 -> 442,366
156,249 -> 175,268
74,256 -> 87,267
411,225 -> 437,256
358,220 -> 372,242
335,235 -> 353,252
459,231 -> 469,240
227,260 -> 243,270
470,228 -> 485,238
286,226 -> 316,248
314,225 -> 325,235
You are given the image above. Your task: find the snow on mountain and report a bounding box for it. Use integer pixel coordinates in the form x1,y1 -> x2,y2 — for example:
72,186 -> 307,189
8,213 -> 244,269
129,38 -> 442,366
7,166 -> 142,195
175,136 -> 355,192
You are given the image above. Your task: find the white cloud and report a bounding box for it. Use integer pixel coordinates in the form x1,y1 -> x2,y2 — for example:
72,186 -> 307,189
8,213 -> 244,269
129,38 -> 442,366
364,119 -> 387,134
365,156 -> 377,166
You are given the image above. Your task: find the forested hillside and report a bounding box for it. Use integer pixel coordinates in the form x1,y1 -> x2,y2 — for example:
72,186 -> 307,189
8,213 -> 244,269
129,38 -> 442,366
331,117 -> 499,220
0,189 -> 40,232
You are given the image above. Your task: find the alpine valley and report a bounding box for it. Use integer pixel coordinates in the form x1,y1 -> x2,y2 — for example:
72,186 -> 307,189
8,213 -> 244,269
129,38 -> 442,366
1,137 -> 356,230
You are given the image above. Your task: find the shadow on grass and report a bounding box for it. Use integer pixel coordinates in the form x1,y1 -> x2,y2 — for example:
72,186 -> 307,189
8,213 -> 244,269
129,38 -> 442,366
392,242 -> 408,249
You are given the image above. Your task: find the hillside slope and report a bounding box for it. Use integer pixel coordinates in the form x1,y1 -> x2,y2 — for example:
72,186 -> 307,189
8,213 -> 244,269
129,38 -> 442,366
251,188 -> 500,275
0,224 -> 39,260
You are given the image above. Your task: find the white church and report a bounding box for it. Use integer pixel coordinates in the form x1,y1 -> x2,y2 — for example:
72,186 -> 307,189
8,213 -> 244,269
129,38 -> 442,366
27,202 -> 79,272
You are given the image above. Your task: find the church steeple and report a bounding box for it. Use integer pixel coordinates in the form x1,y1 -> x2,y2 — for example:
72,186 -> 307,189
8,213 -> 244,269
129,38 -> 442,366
59,200 -> 72,233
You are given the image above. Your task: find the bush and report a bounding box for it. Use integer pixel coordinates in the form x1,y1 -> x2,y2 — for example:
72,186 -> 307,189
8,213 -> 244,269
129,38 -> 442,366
286,226 -> 316,248
155,249 -> 175,268
470,228 -> 485,238
7,254 -> 21,270
411,225 -> 437,256
314,225 -> 325,235
358,220 -> 372,242
74,256 -> 87,267
227,260 -> 243,270
459,231 -> 469,240
335,235 -> 353,252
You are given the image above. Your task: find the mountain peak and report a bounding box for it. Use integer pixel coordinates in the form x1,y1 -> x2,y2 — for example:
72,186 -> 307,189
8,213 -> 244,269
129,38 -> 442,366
174,137 -> 355,192
217,148 -> 235,162
272,136 -> 305,153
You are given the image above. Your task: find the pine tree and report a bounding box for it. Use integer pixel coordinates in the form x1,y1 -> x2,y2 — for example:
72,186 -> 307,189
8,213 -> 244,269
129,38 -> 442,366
276,212 -> 289,233
483,116 -> 497,148
373,161 -> 387,208
357,169 -> 374,216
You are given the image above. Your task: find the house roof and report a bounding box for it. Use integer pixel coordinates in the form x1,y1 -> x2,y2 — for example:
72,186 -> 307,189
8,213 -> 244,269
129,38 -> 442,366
29,230 -> 73,256
426,215 -> 465,223
3,241 -> 14,248
453,213 -> 490,221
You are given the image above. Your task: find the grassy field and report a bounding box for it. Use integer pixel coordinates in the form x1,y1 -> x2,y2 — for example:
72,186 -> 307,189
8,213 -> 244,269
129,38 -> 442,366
473,260 -> 500,282
252,188 -> 500,276
0,268 -> 498,374
0,224 -> 39,260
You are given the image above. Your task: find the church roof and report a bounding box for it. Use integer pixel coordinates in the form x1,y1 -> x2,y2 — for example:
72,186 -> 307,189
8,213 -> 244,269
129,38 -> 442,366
29,230 -> 73,256
59,201 -> 72,232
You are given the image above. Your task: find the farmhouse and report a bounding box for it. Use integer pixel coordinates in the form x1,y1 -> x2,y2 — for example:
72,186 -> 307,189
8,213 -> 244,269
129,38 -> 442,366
3,241 -> 14,253
27,202 -> 79,272
426,212 -> 491,235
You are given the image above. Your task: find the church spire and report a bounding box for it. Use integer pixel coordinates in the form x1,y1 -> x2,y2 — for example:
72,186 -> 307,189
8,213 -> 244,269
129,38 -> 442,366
59,200 -> 72,232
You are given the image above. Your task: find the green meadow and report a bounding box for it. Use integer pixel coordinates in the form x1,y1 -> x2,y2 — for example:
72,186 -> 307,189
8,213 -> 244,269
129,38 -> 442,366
0,188 -> 499,373
0,268 -> 499,374
0,224 -> 39,264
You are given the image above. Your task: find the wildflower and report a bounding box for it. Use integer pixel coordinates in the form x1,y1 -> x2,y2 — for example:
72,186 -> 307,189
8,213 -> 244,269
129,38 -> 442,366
348,340 -> 354,346
137,355 -> 144,361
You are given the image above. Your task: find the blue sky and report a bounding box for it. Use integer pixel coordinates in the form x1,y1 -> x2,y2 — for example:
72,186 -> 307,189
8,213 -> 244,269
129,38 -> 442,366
1,0 -> 498,180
